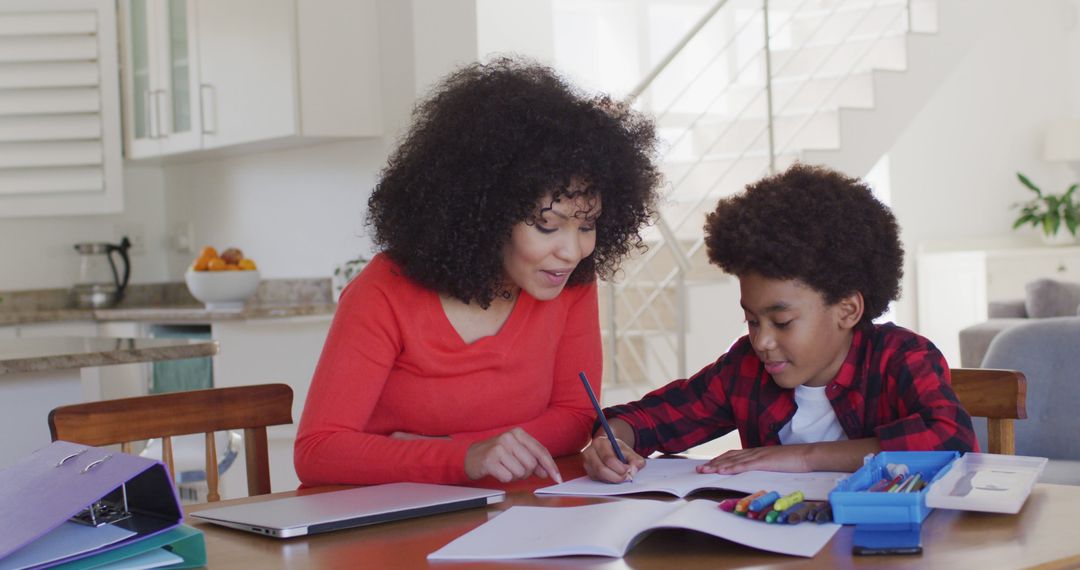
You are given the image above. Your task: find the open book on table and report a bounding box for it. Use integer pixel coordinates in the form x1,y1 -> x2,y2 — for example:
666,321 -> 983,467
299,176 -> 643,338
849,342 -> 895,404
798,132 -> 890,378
428,499 -> 841,560
536,457 -> 849,501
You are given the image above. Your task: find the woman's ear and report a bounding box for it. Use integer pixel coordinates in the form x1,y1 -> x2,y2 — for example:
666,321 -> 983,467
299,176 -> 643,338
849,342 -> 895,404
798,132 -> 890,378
836,291 -> 864,330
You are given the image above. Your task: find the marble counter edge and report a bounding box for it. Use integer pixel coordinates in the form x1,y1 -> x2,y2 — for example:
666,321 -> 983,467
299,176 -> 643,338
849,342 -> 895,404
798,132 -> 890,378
0,339 -> 220,375
0,303 -> 337,325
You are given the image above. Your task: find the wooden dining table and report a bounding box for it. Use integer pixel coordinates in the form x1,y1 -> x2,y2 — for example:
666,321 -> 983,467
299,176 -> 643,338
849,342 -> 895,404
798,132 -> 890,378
185,455 -> 1080,569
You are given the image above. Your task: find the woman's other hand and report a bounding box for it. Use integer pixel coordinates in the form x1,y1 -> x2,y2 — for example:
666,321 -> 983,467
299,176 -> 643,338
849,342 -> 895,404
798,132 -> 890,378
464,428 -> 562,483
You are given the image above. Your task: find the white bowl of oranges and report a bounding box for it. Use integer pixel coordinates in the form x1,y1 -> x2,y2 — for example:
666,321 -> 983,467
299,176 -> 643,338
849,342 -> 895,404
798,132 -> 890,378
185,246 -> 260,310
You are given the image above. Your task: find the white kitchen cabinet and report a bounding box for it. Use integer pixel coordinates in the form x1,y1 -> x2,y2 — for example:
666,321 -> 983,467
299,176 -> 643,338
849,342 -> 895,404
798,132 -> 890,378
16,320 -> 99,337
0,0 -> 123,217
916,242 -> 1080,366
118,0 -> 202,158
119,0 -> 381,159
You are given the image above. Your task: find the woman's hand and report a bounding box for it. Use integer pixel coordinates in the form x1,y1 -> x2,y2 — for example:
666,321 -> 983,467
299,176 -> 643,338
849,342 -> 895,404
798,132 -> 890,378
697,446 -> 811,474
464,428 -> 562,483
582,435 -> 646,483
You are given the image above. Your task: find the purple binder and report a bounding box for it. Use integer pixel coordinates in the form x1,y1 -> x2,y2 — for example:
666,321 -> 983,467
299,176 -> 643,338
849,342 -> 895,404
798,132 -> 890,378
0,440 -> 183,566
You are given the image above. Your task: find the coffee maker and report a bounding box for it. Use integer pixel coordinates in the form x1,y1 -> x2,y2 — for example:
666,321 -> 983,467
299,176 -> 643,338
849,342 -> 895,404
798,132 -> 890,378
71,237 -> 132,308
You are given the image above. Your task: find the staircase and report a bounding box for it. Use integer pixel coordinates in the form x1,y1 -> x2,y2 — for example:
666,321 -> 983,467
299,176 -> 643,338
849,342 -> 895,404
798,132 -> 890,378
595,0 -> 982,404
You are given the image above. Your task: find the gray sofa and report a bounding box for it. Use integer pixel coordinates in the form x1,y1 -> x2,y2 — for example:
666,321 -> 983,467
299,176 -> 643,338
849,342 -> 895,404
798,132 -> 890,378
977,316 -> 1080,484
958,278 -> 1080,368
958,278 -> 1080,484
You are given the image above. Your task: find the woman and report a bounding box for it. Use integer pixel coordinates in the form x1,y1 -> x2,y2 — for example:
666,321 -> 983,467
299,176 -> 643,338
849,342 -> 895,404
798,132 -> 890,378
294,58 -> 661,486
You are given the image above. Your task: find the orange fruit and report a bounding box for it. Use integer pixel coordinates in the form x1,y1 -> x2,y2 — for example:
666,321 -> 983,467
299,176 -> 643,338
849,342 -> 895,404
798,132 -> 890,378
191,257 -> 209,271
238,258 -> 257,271
199,245 -> 218,259
207,258 -> 228,271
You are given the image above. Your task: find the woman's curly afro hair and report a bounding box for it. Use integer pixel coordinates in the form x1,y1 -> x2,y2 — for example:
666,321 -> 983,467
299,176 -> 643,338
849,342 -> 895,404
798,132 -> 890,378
367,57 -> 660,308
704,163 -> 903,326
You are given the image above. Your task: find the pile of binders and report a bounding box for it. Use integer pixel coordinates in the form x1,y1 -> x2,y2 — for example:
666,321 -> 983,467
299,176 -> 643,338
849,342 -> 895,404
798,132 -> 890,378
0,440 -> 206,569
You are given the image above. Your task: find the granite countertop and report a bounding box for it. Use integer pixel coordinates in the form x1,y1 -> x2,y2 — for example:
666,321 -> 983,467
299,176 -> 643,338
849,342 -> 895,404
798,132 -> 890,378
0,336 -> 219,375
0,303 -> 337,325
0,279 -> 337,326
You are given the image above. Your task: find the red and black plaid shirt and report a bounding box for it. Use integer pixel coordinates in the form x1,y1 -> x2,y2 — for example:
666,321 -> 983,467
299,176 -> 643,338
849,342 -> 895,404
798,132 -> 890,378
605,323 -> 979,455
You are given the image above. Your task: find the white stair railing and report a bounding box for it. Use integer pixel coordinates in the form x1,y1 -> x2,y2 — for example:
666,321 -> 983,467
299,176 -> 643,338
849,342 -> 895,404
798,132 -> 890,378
605,0 -> 917,389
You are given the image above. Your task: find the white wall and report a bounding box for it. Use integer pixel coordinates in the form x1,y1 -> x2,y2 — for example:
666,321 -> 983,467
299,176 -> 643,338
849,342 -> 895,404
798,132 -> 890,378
0,165 -> 170,290
889,0 -> 1080,328
477,0 -> 554,63
160,140 -> 384,280
159,0 -> 484,282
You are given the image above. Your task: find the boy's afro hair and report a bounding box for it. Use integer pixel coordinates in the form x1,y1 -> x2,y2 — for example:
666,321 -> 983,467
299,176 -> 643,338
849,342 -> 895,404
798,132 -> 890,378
703,163 -> 903,326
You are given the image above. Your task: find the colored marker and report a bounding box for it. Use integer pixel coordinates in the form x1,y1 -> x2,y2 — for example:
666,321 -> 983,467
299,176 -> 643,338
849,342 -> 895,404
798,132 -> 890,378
765,509 -> 781,523
735,491 -> 767,514
783,503 -> 813,524
773,490 -> 804,511
718,498 -> 739,512
879,474 -> 904,492
748,491 -> 781,512
889,474 -> 919,493
866,477 -> 892,492
901,473 -> 923,493
814,504 -> 833,524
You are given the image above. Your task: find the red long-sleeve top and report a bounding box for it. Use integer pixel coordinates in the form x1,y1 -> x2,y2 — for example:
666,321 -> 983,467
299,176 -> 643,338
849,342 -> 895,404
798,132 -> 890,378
294,254 -> 602,486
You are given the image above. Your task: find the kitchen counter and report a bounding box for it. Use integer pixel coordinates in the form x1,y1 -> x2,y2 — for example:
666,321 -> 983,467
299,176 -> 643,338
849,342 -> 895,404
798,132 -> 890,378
0,278 -> 337,326
0,336 -> 219,375
0,302 -> 336,326
0,335 -> 222,468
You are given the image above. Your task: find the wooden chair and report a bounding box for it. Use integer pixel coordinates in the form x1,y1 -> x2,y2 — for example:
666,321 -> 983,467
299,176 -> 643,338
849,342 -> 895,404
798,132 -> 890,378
49,383 -> 293,502
950,368 -> 1027,455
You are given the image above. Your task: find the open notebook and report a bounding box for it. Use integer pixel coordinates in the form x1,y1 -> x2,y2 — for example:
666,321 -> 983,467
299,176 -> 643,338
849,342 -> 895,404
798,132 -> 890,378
190,483 -> 504,538
536,457 -> 849,501
428,499 -> 841,560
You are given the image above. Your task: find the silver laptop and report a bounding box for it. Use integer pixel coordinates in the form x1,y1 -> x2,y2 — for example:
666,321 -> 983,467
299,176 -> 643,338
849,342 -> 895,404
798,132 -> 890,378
189,482 -> 505,538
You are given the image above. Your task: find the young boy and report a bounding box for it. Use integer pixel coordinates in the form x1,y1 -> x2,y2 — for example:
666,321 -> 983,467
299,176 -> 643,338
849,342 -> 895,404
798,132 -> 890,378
584,163 -> 978,483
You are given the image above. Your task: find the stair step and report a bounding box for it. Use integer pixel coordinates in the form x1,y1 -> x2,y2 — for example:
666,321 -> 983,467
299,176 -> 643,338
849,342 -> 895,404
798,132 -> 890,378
786,4 -> 909,46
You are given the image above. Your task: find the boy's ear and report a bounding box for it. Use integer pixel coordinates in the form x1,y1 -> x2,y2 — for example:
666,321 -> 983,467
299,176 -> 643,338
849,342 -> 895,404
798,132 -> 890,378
835,291 -> 864,329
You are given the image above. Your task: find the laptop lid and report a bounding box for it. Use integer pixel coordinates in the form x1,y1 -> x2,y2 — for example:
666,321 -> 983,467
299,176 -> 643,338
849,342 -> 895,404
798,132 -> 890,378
189,482 -> 505,538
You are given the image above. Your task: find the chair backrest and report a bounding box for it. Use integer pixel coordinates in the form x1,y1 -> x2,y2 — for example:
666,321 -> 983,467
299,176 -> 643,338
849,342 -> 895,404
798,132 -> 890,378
49,384 -> 293,502
949,368 -> 1027,455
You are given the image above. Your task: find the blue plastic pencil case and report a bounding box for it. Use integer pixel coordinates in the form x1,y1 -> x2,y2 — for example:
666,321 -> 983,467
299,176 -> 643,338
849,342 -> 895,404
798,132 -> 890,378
829,451 -> 959,525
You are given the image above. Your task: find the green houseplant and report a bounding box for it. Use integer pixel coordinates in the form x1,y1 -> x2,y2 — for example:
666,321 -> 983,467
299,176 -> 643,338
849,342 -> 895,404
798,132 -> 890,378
1012,172 -> 1079,243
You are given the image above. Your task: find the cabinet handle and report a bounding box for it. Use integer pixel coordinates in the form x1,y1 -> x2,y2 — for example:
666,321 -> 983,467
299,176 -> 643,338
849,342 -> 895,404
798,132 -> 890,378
155,90 -> 167,138
199,84 -> 217,134
144,89 -> 155,139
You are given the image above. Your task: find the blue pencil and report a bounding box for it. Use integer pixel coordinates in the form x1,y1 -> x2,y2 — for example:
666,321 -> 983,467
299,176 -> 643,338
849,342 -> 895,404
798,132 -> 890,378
578,371 -> 629,465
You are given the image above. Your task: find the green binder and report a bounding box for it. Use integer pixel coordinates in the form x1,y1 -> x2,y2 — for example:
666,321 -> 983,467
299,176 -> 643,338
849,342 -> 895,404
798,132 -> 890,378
52,525 -> 206,569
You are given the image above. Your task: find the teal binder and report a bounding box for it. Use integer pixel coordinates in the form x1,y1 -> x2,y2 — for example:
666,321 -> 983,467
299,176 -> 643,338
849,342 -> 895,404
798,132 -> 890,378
52,525 -> 206,569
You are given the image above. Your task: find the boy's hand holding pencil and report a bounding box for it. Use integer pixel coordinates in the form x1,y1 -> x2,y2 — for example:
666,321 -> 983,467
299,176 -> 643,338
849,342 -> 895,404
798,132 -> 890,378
582,432 -> 645,483
577,372 -> 647,484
